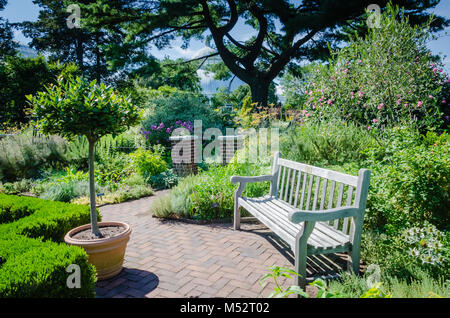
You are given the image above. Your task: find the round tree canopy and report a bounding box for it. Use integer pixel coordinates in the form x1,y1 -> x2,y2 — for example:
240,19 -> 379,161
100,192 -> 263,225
27,76 -> 140,142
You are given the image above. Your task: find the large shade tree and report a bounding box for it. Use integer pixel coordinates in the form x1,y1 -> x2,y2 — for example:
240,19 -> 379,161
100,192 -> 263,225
84,0 -> 448,106
21,0 -> 136,82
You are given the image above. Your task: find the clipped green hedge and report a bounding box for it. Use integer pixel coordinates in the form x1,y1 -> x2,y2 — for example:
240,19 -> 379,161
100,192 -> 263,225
0,194 -> 99,297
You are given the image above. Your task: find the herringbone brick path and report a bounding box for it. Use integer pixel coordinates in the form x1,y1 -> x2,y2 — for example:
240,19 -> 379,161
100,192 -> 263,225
95,192 -> 347,298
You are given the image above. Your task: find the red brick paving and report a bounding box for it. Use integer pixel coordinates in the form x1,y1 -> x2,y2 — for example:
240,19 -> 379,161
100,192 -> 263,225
95,191 -> 347,298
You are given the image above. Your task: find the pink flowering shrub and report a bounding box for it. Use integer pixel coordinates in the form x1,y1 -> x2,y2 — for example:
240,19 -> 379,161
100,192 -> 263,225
302,5 -> 449,130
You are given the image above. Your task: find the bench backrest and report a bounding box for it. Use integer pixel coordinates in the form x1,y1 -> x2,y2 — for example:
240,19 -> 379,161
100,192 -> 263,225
270,152 -> 370,238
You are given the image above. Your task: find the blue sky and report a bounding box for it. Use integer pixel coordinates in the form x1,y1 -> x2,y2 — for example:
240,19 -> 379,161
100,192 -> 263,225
1,0 -> 450,71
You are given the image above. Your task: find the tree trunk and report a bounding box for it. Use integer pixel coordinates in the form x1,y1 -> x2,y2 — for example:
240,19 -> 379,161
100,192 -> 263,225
249,80 -> 270,107
88,139 -> 102,237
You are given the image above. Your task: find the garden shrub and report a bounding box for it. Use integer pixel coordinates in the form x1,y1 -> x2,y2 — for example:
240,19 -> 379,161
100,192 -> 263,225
280,119 -> 376,167
326,270 -> 448,298
302,5 -> 449,131
39,180 -> 105,203
0,178 -> 34,195
151,161 -> 271,220
363,128 -> 449,231
141,91 -> 224,146
129,147 -> 168,181
0,194 -> 97,297
0,133 -> 68,182
149,169 -> 180,190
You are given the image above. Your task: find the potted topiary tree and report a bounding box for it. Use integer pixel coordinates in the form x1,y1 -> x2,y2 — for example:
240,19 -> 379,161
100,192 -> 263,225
27,76 -> 140,280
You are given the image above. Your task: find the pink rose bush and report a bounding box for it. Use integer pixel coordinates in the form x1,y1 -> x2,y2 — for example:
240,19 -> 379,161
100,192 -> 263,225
295,7 -> 449,130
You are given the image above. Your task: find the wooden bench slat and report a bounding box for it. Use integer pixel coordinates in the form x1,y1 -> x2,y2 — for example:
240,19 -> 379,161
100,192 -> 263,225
261,200 -> 345,249
299,172 -> 308,209
305,174 -> 314,210
319,178 -> 328,211
334,183 -> 345,229
239,198 -> 296,248
264,199 -> 351,247
288,170 -> 296,205
293,170 -> 302,208
327,180 -> 336,226
278,158 -> 358,187
312,176 -> 321,211
240,197 -> 351,250
342,186 -> 354,234
284,168 -> 291,202
279,166 -> 287,199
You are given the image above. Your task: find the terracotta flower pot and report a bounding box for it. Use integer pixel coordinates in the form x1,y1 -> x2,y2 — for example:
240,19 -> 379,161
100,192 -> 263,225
64,221 -> 132,280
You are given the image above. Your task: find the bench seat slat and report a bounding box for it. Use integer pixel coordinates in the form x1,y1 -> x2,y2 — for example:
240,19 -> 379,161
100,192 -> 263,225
239,196 -> 351,252
269,198 -> 351,243
265,199 -> 350,248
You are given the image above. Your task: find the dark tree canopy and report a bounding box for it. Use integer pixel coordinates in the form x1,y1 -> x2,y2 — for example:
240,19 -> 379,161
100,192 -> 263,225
0,0 -> 17,59
20,0 -> 130,82
85,0 -> 448,105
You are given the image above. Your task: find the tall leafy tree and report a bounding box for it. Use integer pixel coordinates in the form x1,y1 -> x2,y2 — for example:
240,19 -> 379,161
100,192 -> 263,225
85,0 -> 449,106
21,0 -> 128,82
0,0 -> 17,59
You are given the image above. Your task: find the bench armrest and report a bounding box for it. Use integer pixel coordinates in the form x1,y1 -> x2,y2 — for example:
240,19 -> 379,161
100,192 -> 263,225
288,207 -> 360,223
230,175 -> 274,184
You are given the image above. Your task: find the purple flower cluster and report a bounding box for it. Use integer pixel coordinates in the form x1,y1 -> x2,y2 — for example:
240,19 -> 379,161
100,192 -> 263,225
140,120 -> 193,141
175,120 -> 193,132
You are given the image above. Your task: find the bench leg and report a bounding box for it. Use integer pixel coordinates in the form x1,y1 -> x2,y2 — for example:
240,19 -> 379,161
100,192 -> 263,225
294,221 -> 315,291
348,247 -> 361,274
233,205 -> 241,230
294,248 -> 307,290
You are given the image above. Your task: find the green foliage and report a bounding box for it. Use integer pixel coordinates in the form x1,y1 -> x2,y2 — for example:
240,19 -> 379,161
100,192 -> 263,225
303,5 -> 449,131
21,0 -> 130,82
280,64 -> 315,109
309,279 -> 346,298
280,120 -> 375,167
364,128 -> 449,231
141,91 -> 224,146
27,76 -> 140,143
211,85 -> 251,110
0,56 -> 78,129
327,271 -> 448,298
259,267 -> 393,298
361,231 -> 448,282
0,6 -> 16,59
151,161 -> 270,220
149,169 -> 180,190
0,179 -> 34,195
0,194 -> 97,297
121,84 -> 182,110
149,58 -> 201,92
0,133 -> 68,182
71,184 -> 153,206
258,266 -> 309,298
95,154 -> 134,190
39,180 -> 103,203
129,147 -> 168,181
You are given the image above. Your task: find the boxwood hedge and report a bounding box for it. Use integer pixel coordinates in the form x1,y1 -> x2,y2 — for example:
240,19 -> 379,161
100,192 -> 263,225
0,194 -> 99,297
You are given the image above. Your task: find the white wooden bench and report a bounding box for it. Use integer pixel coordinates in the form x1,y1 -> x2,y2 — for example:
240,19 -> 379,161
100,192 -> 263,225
230,152 -> 370,288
